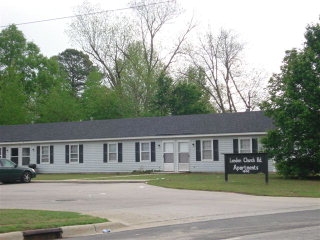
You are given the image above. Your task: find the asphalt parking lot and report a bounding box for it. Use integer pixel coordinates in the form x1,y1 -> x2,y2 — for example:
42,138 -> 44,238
1,181 -> 319,231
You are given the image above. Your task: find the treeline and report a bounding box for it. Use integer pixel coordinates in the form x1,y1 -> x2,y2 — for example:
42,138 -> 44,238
0,0 -> 265,125
0,25 -> 214,125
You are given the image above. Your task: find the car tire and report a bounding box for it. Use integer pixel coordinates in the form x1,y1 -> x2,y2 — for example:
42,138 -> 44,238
21,171 -> 32,183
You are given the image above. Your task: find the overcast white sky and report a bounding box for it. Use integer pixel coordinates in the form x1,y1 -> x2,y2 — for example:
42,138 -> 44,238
1,0 -> 320,77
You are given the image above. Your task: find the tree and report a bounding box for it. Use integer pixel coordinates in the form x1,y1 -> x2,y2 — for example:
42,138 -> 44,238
170,81 -> 214,115
0,25 -> 50,123
189,28 -> 264,112
118,41 -> 161,116
68,0 -> 194,89
129,0 -> 195,76
68,2 -> 135,88
261,22 -> 320,178
55,49 -> 96,96
151,74 -> 174,116
36,85 -> 83,123
82,70 -> 135,120
0,25 -> 83,124
0,72 -> 30,124
0,24 -> 42,93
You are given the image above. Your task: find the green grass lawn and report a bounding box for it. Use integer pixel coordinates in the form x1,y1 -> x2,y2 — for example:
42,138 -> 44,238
35,172 -> 320,198
0,209 -> 107,234
149,173 -> 320,197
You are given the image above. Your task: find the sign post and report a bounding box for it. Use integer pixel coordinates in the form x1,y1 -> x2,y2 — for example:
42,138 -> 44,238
224,153 -> 269,184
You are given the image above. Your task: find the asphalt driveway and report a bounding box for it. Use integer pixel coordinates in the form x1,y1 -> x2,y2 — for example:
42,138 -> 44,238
1,182 -> 319,231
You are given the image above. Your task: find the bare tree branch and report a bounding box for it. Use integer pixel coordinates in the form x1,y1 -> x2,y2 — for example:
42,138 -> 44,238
188,28 -> 264,112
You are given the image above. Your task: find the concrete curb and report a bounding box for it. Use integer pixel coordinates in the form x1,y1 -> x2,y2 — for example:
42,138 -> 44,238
0,222 -> 127,240
0,232 -> 22,240
62,221 -> 127,238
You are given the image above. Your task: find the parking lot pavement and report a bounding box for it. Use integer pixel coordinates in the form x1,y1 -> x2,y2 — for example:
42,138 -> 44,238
1,182 -> 319,231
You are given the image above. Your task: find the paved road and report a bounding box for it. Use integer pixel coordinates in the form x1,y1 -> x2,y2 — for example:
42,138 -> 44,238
0,182 -> 319,237
66,210 -> 320,240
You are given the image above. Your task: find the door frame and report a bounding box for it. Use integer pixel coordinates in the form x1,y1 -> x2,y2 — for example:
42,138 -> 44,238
161,140 -> 191,172
163,141 -> 175,172
177,141 -> 190,172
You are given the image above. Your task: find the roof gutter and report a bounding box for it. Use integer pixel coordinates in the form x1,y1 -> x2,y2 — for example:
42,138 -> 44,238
0,132 -> 267,145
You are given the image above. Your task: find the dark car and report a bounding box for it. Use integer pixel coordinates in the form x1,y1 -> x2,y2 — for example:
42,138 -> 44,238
0,158 -> 36,183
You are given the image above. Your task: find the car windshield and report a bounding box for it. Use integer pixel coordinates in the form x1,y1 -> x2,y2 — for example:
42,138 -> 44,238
0,159 -> 16,167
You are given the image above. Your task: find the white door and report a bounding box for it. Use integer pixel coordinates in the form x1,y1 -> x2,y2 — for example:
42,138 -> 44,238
178,142 -> 190,172
163,142 -> 174,172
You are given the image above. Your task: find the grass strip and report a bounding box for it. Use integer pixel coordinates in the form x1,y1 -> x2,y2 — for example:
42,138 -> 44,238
0,209 -> 107,233
35,173 -> 320,198
148,173 -> 320,197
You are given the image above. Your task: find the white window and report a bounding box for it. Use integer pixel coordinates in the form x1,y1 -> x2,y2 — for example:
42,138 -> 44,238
202,140 -> 212,160
70,145 -> 79,163
239,139 -> 251,153
141,142 -> 150,161
41,146 -> 50,163
108,143 -> 118,162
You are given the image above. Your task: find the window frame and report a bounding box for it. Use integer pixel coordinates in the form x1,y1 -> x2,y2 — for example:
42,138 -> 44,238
201,140 -> 213,161
239,138 -> 251,153
40,145 -> 50,164
140,142 -> 150,161
108,143 -> 118,163
69,144 -> 79,163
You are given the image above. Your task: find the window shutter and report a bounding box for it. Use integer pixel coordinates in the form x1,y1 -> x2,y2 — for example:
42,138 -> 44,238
37,146 -> 40,164
118,143 -> 123,163
151,142 -> 156,162
213,140 -> 219,161
103,144 -> 108,163
135,142 -> 140,162
50,145 -> 54,164
196,140 -> 201,161
79,144 -> 83,163
252,138 -> 258,153
2,147 -> 6,158
233,139 -> 239,153
65,145 -> 69,164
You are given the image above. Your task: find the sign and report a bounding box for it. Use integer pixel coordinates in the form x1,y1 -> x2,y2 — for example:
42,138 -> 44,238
224,153 -> 269,183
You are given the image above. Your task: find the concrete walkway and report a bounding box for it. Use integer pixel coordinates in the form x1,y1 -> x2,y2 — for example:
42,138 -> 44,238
0,180 -> 319,239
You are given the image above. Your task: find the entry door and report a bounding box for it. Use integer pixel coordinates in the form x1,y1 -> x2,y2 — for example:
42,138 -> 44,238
22,148 -> 31,166
163,142 -> 174,172
178,142 -> 190,172
11,148 -> 19,165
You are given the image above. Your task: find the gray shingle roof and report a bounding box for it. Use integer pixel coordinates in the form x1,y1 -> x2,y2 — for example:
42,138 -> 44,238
0,111 -> 274,143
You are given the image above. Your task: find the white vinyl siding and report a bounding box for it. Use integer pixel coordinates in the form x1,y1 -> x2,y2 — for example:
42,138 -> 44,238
4,135 -> 274,174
